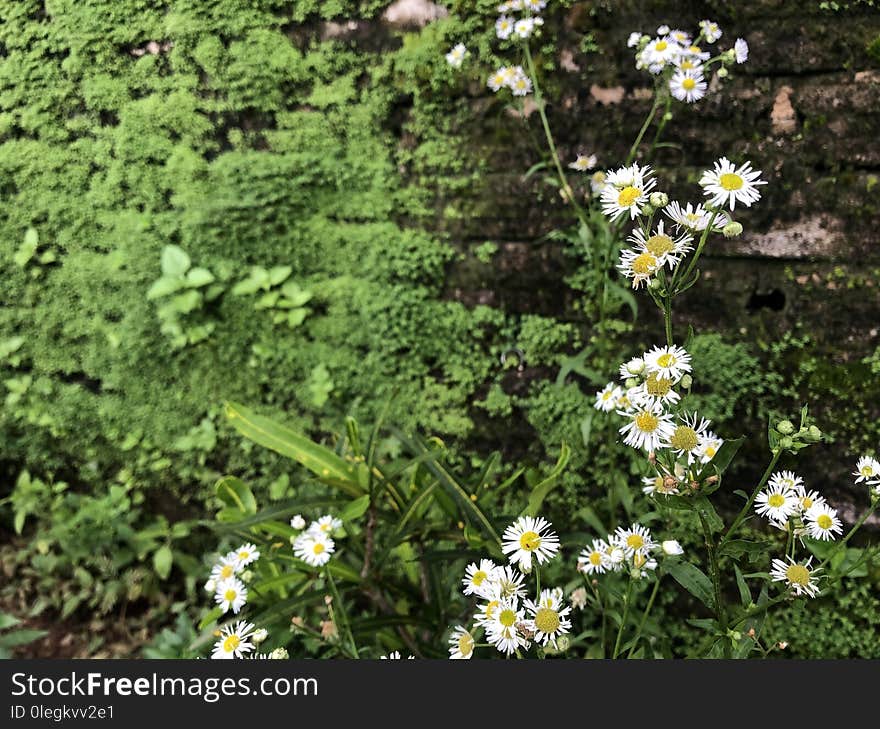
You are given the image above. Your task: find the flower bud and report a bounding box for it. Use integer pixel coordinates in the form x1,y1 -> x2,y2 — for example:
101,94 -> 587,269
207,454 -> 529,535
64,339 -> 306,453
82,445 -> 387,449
807,425 -> 822,442
241,569 -> 253,583
626,357 -> 645,375
647,277 -> 663,291
625,377 -> 639,389
641,203 -> 655,216
680,374 -> 693,389
779,436 -> 794,450
290,514 -> 306,530
252,628 -> 268,645
717,67 -> 729,78
649,191 -> 669,208
204,579 -> 216,593
722,221 -> 743,238
269,647 -> 289,659
662,540 -> 684,556
776,420 -> 795,435
555,634 -> 571,652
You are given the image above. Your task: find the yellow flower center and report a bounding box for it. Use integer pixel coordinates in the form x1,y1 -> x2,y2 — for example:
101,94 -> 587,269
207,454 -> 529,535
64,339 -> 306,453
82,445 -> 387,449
602,390 -> 613,400
632,252 -> 657,275
705,445 -> 717,458
768,493 -> 786,508
220,564 -> 234,579
472,570 -> 487,586
313,543 -> 325,555
458,633 -> 474,656
320,523 -> 331,532
670,426 -> 699,451
589,551 -> 602,566
861,466 -> 873,476
499,609 -> 517,628
785,564 -> 810,587
656,41 -> 668,51
645,372 -> 672,396
224,589 -> 237,602
618,186 -> 642,207
719,172 -> 744,191
223,635 -> 240,652
646,234 -> 674,256
519,530 -> 541,551
682,77 -> 697,91
689,45 -> 702,53
534,607 -> 560,634
802,497 -> 813,509
635,412 -> 659,433
238,550 -> 250,560
817,514 -> 833,530
484,600 -> 499,619
680,59 -> 695,70
656,353 -> 675,368
626,534 -> 645,550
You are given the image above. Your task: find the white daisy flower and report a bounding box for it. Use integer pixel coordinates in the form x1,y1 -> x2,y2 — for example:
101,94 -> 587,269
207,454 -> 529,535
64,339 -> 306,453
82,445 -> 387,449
473,598 -> 502,630
290,514 -> 306,530
589,169 -> 610,195
594,382 -> 623,412
380,651 -> 415,659
618,247 -> 660,289
293,531 -> 335,567
696,431 -> 724,464
509,68 -> 533,96
853,456 -> 880,485
626,372 -> 681,410
211,620 -> 255,659
488,66 -> 512,92
501,516 -> 560,569
210,554 -> 240,583
578,539 -> 612,575
804,503 -> 843,541
631,551 -> 659,577
601,163 -> 657,220
699,19 -> 722,43
485,598 -> 527,655
488,565 -> 528,600
462,559 -> 499,597
662,540 -> 684,556
734,38 -> 749,63
619,357 -> 646,378
215,577 -> 248,614
754,484 -> 798,524
496,16 -> 515,40
605,543 -> 626,570
643,344 -> 692,382
642,473 -> 679,497
524,588 -> 572,648
768,470 -> 804,493
309,514 -> 342,535
627,31 -> 643,48
770,556 -> 820,598
618,402 -> 675,451
613,523 -> 657,557
700,157 -> 767,210
231,543 -> 260,569
445,43 -> 468,69
627,220 -> 693,268
569,153 -> 598,172
663,412 -> 712,464
668,29 -> 691,45
792,484 -> 826,513
448,626 -> 475,659
524,0 -> 546,11
680,43 -> 711,62
514,18 -> 542,39
670,69 -> 707,103
644,36 -> 680,66
665,200 -> 729,232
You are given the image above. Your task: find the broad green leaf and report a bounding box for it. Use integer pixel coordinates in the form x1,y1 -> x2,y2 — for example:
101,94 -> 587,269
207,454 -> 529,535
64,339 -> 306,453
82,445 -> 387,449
734,564 -> 751,607
198,607 -> 223,630
719,539 -> 766,561
186,267 -> 215,288
0,613 -> 22,630
0,629 -> 47,648
225,402 -> 362,497
666,560 -> 715,609
339,494 -> 370,522
160,245 -> 190,276
215,476 -> 258,515
268,266 -> 293,286
153,545 -> 173,580
287,308 -> 309,328
281,281 -> 313,307
524,442 -> 571,516
147,276 -> 183,300
693,496 -> 724,533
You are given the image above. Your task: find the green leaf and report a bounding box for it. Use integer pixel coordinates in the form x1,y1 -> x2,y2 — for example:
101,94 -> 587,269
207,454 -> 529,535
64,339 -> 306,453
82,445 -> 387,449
719,539 -> 766,561
198,607 -> 223,631
0,613 -> 22,630
605,279 -> 638,320
734,564 -> 751,607
215,476 -> 258,515
225,402 -> 363,497
186,267 -> 215,288
340,494 -> 370,522
580,412 -> 594,450
693,496 -> 724,533
153,545 -> 173,580
281,281 -> 313,307
13,228 -> 39,267
524,442 -> 571,516
146,276 -> 183,300
0,629 -> 47,648
287,308 -> 309,328
269,266 -> 293,286
666,560 -> 715,609
160,245 -> 191,276
698,437 -> 745,482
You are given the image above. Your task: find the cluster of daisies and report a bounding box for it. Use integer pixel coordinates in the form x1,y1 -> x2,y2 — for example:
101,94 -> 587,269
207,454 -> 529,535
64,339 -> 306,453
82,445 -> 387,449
487,1 -> 550,96
854,455 -> 880,496
595,345 -> 724,494
578,523 -> 683,580
594,157 -> 765,288
289,513 -> 342,567
628,20 -> 748,104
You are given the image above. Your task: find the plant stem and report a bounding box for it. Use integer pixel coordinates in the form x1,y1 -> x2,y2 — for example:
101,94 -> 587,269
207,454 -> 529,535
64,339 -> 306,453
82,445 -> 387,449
535,563 -> 541,597
586,577 -> 607,658
627,578 -> 661,658
816,502 -> 878,573
721,449 -> 782,548
699,512 -> 729,657
663,293 -> 673,346
612,579 -> 633,659
325,567 -> 359,658
626,94 -> 663,165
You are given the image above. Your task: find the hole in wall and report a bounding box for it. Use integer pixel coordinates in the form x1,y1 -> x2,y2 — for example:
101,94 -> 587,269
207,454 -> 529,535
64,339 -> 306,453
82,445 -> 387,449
746,289 -> 786,312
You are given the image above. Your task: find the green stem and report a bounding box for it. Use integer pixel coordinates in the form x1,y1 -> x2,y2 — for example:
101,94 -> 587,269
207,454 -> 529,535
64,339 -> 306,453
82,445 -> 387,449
535,563 -> 541,597
612,579 -> 634,659
626,94 -> 663,165
646,94 -> 672,156
325,566 -> 359,658
672,211 -> 718,295
721,449 -> 782,548
816,502 -> 878,573
699,512 -> 728,657
627,578 -> 661,658
663,293 -> 673,346
586,577 -> 607,658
